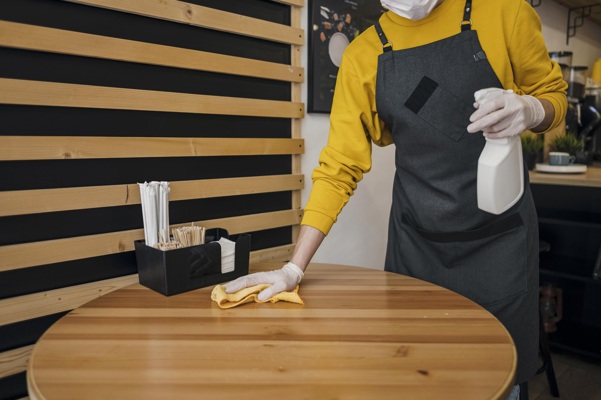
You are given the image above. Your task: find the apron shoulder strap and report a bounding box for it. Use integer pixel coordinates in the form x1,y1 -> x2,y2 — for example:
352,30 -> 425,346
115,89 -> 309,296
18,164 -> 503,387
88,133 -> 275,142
374,21 -> 393,53
377,0 -> 474,50
461,0 -> 473,31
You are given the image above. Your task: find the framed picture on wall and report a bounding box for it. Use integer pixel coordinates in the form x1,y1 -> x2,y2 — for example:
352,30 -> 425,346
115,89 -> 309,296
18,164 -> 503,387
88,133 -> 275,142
308,0 -> 386,113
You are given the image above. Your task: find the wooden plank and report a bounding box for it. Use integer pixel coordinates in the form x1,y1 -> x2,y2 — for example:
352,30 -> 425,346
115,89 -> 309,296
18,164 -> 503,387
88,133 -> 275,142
290,3 -> 303,245
0,79 -> 305,119
271,0 -> 304,6
64,0 -> 304,45
250,243 -> 295,263
0,246 -> 294,327
0,345 -> 34,379
0,175 -> 305,217
0,276 -> 139,327
0,21 -> 303,83
0,136 -> 305,160
0,209 -> 303,272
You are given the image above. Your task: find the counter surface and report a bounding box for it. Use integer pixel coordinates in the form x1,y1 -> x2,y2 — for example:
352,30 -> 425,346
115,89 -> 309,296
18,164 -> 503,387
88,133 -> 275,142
28,263 -> 516,400
529,165 -> 601,188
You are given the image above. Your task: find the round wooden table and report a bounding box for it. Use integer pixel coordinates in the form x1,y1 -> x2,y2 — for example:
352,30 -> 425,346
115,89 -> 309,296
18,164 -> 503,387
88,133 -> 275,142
28,263 -> 516,400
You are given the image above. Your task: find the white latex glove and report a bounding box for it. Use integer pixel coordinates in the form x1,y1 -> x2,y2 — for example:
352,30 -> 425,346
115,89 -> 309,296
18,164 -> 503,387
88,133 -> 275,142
223,262 -> 304,301
467,88 -> 545,139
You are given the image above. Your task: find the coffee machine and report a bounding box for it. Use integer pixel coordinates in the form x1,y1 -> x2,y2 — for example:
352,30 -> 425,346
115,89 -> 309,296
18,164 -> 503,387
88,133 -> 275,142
564,64 -> 601,164
549,52 -> 601,163
584,85 -> 601,161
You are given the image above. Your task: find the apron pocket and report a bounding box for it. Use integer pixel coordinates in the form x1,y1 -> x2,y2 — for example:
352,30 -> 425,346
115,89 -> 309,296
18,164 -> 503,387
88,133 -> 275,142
404,76 -> 474,142
400,213 -> 527,307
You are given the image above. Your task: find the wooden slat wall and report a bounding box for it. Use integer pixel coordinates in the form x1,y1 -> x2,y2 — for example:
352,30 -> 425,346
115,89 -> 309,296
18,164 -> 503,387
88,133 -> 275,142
0,21 -> 304,83
0,0 -> 304,398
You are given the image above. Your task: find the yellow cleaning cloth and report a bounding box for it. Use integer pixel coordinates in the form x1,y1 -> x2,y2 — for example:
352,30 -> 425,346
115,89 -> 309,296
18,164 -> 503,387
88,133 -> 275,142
211,283 -> 303,309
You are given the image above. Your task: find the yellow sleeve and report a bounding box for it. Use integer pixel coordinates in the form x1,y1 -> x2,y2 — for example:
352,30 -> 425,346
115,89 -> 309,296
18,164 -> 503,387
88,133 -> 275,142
506,1 -> 568,131
470,0 -> 567,131
301,43 -> 384,235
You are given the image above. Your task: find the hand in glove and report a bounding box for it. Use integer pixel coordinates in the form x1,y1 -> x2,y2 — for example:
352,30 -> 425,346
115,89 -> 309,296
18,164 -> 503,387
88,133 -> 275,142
467,88 -> 545,139
223,262 -> 304,301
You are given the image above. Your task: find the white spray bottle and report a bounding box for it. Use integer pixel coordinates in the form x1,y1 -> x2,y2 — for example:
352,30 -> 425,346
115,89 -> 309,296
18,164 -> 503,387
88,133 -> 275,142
475,88 -> 524,215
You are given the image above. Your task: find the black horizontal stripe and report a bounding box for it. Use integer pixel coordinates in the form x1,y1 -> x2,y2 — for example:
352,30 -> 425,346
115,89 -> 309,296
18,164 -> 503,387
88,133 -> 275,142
185,0 -> 290,24
0,253 -> 138,300
0,156 -> 291,191
0,372 -> 27,400
0,0 -> 290,64
0,48 -> 291,102
0,106 -> 291,138
0,312 -> 68,352
0,192 -> 292,245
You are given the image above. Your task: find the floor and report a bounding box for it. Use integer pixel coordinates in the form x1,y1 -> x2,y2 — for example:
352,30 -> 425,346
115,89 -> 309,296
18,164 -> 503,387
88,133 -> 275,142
528,349 -> 601,400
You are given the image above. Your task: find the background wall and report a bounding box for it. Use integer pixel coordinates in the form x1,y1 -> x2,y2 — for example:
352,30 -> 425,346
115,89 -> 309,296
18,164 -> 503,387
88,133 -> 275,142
300,0 -> 601,271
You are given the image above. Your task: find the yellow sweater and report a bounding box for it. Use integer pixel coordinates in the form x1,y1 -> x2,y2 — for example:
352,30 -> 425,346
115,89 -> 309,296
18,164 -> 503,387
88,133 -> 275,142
302,0 -> 568,235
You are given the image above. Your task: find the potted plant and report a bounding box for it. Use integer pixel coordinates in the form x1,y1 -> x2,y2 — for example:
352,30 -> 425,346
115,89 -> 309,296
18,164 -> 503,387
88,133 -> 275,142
548,133 -> 584,163
520,133 -> 544,170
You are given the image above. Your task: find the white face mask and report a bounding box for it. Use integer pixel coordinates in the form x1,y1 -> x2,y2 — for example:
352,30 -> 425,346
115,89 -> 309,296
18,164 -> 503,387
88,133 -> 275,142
381,0 -> 443,20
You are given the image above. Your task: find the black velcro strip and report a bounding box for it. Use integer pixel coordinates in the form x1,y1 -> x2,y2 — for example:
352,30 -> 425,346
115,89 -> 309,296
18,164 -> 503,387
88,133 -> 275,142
473,51 -> 486,61
404,76 -> 438,115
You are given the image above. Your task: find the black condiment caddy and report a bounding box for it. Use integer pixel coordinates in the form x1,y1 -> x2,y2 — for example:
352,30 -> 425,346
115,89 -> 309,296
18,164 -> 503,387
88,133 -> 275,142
134,228 -> 250,296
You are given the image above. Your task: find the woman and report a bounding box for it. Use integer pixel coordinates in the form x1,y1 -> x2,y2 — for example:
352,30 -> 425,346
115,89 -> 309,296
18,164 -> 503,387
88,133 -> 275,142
225,0 -> 567,397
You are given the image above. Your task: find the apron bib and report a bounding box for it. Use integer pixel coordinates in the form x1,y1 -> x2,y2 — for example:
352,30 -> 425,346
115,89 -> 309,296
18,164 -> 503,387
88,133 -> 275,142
376,0 -> 539,384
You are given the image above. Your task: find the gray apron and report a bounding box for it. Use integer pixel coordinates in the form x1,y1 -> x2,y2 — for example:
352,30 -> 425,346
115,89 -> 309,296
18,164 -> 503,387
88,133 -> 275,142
376,0 -> 539,384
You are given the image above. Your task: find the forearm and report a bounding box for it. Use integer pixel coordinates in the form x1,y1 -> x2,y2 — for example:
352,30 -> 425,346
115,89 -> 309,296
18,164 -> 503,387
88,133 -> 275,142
289,225 -> 326,272
531,98 -> 555,133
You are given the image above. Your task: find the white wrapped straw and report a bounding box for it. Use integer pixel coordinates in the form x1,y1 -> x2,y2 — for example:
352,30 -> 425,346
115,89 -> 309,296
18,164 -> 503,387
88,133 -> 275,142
139,181 -> 170,248
139,183 -> 149,244
158,182 -> 170,244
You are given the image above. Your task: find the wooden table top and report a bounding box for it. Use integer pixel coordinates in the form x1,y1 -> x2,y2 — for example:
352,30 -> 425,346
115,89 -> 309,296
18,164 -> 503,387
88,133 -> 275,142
28,263 -> 516,400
